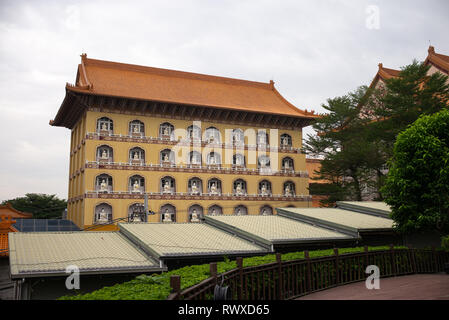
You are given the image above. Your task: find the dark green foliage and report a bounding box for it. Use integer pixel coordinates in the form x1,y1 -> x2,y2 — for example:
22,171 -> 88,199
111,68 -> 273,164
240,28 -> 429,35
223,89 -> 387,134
1,193 -> 67,219
442,235 -> 449,250
381,109 -> 449,234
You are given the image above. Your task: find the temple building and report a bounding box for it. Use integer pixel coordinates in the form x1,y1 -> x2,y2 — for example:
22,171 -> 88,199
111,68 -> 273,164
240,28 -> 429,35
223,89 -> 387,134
51,54 -> 318,229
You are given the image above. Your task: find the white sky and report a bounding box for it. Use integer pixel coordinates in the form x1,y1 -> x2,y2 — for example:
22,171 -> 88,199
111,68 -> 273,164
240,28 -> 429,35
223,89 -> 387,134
0,0 -> 448,201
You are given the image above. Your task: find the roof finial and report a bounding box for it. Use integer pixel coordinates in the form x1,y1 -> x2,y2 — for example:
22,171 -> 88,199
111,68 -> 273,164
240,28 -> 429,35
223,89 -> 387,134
81,53 -> 87,61
269,80 -> 274,89
378,63 -> 383,70
428,45 -> 435,54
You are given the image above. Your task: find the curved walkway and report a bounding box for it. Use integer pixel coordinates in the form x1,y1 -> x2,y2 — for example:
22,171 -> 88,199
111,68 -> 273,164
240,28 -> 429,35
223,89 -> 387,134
297,274 -> 449,300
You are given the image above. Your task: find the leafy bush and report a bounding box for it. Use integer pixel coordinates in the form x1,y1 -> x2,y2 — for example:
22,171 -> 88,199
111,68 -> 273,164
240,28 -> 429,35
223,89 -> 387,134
442,235 -> 449,250
59,246 -> 404,300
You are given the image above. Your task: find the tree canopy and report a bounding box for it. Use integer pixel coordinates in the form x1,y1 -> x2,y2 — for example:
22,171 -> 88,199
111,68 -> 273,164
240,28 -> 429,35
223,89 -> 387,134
381,109 -> 449,235
2,193 -> 67,219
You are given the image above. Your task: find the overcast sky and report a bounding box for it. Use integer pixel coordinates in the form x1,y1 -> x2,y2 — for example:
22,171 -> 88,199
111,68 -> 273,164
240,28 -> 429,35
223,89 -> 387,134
0,0 -> 448,202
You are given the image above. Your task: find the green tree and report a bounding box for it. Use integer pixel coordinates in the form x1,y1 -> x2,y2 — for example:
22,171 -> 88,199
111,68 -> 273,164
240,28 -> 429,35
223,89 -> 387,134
381,109 -> 449,235
2,193 -> 67,219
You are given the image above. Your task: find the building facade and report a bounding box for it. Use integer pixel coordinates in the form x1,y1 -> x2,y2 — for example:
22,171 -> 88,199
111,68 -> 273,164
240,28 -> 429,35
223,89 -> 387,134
51,54 -> 318,229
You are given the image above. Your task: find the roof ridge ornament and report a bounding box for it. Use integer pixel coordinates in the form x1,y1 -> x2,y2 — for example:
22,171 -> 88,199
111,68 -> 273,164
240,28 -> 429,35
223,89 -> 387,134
428,45 -> 435,54
378,63 -> 383,70
269,80 -> 274,89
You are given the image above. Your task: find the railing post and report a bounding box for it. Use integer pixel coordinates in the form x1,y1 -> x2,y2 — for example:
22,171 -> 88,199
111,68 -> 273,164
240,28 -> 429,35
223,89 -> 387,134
390,244 -> 396,276
334,248 -> 339,285
407,245 -> 417,274
276,253 -> 283,299
364,246 -> 369,268
432,246 -> 438,272
170,275 -> 181,300
304,250 -> 312,293
236,257 -> 243,300
210,262 -> 218,285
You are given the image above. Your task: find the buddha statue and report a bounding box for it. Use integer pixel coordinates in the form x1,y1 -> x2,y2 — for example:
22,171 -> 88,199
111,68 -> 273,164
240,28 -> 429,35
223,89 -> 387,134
236,208 -> 242,215
163,127 -> 169,136
236,183 -> 243,195
101,149 -> 108,159
133,152 -> 140,160
282,137 -> 289,146
163,209 -> 172,222
261,184 -> 267,195
191,181 -> 199,194
235,156 -> 241,166
132,180 -> 140,193
284,160 -> 290,170
210,182 -> 218,195
101,123 -> 107,131
211,208 -> 217,216
259,134 -> 266,144
191,209 -> 199,222
210,154 -> 216,165
98,208 -> 108,222
133,212 -> 142,222
163,181 -> 171,193
133,125 -> 140,133
100,179 -> 108,192
260,158 -> 266,168
285,184 -> 292,196
262,209 -> 268,216
163,153 -> 169,162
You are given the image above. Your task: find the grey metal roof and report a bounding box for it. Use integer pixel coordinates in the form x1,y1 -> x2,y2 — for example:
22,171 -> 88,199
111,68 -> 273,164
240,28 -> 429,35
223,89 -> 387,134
8,231 -> 163,279
336,201 -> 392,218
276,207 -> 394,234
118,222 -> 268,258
204,215 -> 355,246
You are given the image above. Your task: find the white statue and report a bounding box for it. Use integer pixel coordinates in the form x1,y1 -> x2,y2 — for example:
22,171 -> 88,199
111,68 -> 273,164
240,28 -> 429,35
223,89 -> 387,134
285,184 -> 292,196
236,208 -> 242,215
133,213 -> 141,222
192,155 -> 198,164
262,209 -> 268,216
211,208 -> 217,216
133,152 -> 140,160
284,160 -> 290,169
133,125 -> 140,133
210,154 -> 216,165
163,209 -> 172,222
261,184 -> 267,195
101,123 -> 107,131
133,180 -> 140,193
163,181 -> 171,193
259,133 -> 266,144
282,137 -> 289,146
163,153 -> 169,162
191,181 -> 199,194
163,127 -> 169,135
236,183 -> 243,195
101,149 -> 108,159
236,156 -> 241,166
191,209 -> 199,222
100,179 -> 108,192
210,182 -> 218,194
98,208 -> 108,222
260,158 -> 266,168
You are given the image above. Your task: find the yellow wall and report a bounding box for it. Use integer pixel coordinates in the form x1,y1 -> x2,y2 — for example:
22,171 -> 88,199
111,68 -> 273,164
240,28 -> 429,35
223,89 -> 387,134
67,110 -> 310,228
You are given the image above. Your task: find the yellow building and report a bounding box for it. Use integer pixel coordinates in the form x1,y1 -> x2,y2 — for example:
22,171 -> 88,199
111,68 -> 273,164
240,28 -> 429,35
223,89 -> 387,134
50,54 -> 319,229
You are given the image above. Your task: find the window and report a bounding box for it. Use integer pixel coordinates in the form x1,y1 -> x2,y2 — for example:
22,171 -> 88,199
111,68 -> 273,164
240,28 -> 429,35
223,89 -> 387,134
259,180 -> 272,196
95,174 -> 113,193
159,122 -> 174,138
187,125 -> 201,141
128,203 -> 146,222
234,205 -> 248,215
206,152 -> 221,165
258,155 -> 271,169
280,134 -> 292,148
129,175 -> 145,193
283,181 -> 296,196
208,205 -> 223,216
233,153 -> 245,167
97,117 -> 113,133
188,178 -> 202,195
96,145 -> 113,162
257,130 -> 268,145
160,149 -> 175,165
161,176 -> 175,194
188,204 -> 203,222
233,179 -> 247,196
208,178 -> 222,195
129,147 -> 145,164
188,151 -> 202,165
161,204 -> 176,222
282,157 -> 294,171
129,120 -> 144,136
260,205 -> 273,215
232,129 -> 244,144
205,127 -> 221,144
95,203 -> 112,223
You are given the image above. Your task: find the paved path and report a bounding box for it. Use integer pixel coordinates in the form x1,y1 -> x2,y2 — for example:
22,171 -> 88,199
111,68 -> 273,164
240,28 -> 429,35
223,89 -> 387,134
297,274 -> 449,300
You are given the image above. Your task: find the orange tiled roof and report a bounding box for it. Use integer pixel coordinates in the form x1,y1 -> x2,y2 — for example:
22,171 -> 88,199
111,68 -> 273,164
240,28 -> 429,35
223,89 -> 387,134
425,46 -> 449,74
66,54 -> 318,119
0,203 -> 32,219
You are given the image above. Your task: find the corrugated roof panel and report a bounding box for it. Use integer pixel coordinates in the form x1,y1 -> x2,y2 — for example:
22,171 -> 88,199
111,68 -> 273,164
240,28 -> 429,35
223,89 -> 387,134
119,223 -> 267,258
278,207 -> 393,231
206,215 -> 353,243
336,201 -> 391,218
9,232 -> 161,278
